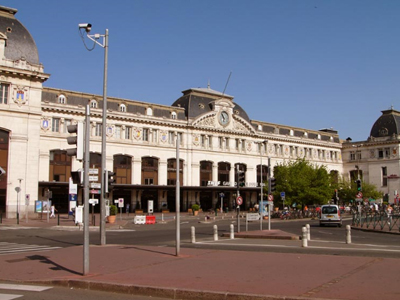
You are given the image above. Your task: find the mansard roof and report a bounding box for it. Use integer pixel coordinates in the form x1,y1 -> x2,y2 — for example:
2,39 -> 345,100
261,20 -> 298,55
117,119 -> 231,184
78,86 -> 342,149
0,5 -> 39,65
370,108 -> 400,138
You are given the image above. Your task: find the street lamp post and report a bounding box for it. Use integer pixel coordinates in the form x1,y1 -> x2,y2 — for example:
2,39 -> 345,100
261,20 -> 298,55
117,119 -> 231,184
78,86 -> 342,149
79,23 -> 109,245
259,140 -> 268,231
15,178 -> 23,224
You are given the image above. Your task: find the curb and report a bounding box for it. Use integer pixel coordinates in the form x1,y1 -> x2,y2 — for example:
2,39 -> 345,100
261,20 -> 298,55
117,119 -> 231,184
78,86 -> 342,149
14,279 -> 342,300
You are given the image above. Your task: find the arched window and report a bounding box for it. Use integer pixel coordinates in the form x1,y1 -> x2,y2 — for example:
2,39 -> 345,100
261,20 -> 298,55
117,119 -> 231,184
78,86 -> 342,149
90,99 -> 98,108
114,155 -> 132,184
171,112 -> 177,119
218,162 -> 231,185
146,107 -> 153,116
58,94 -> 66,104
167,158 -> 183,186
119,104 -> 126,112
49,150 -> 71,182
200,161 -> 212,186
142,157 -> 159,185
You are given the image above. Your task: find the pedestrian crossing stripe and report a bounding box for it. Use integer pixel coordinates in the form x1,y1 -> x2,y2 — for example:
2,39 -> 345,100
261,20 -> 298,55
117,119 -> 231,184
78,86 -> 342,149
0,242 -> 61,255
0,283 -> 52,292
0,294 -> 23,300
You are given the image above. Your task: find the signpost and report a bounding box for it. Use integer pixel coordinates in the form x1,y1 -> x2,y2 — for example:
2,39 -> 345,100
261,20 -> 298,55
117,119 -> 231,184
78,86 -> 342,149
219,192 -> 225,213
246,213 -> 260,231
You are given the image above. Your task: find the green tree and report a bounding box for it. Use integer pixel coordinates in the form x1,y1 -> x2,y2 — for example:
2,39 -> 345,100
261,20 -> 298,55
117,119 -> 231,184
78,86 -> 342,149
336,178 -> 383,204
272,159 -> 332,208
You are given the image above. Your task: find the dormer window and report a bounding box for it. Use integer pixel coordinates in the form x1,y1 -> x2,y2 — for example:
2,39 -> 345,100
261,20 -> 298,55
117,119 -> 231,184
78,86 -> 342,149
258,125 -> 262,131
119,104 -> 126,112
304,132 -> 308,138
146,107 -> 153,116
90,99 -> 98,109
171,112 -> 177,119
317,134 -> 321,140
58,94 -> 66,104
289,129 -> 294,136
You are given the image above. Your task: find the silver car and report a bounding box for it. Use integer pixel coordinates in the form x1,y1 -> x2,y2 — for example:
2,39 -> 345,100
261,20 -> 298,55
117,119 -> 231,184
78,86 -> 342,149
319,204 -> 342,227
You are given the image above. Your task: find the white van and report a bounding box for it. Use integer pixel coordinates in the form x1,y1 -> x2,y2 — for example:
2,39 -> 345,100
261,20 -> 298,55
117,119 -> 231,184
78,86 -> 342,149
319,204 -> 342,227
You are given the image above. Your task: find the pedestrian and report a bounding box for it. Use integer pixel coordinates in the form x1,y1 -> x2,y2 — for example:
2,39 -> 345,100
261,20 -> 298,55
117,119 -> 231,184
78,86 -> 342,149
126,203 -> 130,215
50,205 -> 57,218
387,204 -> 393,226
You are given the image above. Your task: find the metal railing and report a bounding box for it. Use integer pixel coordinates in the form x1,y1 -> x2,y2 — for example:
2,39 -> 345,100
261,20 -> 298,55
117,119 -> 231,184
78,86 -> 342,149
351,206 -> 400,232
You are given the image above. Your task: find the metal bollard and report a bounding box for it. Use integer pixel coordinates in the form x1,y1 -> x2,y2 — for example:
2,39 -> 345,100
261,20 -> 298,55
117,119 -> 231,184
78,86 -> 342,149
213,225 -> 218,241
162,213 -> 164,222
230,224 -> 234,239
302,226 -> 308,247
191,226 -> 196,243
306,224 -> 310,241
346,225 -> 351,244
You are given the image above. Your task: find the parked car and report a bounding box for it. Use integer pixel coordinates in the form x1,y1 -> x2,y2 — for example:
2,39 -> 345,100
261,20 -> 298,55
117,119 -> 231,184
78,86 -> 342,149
319,204 -> 342,227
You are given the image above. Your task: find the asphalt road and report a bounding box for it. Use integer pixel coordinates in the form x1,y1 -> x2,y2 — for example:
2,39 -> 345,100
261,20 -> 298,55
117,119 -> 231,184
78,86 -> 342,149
1,214 -> 399,258
0,283 -> 170,300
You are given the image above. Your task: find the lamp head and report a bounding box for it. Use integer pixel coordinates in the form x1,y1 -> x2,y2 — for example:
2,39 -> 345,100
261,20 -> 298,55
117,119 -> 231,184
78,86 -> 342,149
78,23 -> 92,33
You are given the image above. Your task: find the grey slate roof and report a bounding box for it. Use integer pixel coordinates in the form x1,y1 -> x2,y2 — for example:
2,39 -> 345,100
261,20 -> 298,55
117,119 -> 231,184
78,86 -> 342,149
0,6 -> 39,65
370,108 -> 400,138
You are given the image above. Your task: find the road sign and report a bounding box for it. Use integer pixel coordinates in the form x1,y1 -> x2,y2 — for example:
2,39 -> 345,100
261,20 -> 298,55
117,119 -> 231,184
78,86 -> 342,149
236,196 -> 243,205
89,175 -> 98,182
246,213 -> 260,221
89,199 -> 99,205
268,194 -> 274,201
90,182 -> 101,189
280,192 -> 285,198
356,192 -> 363,199
219,193 -> 225,198
89,168 -> 99,174
90,189 -> 101,194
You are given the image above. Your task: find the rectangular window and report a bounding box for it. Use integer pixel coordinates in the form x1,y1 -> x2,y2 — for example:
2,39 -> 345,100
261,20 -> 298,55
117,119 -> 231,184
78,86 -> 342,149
125,127 -> 131,139
95,123 -> 102,137
219,137 -> 223,149
382,167 -> 387,187
178,132 -> 183,146
225,138 -> 229,150
169,131 -> 174,145
0,83 -> 9,104
201,135 -> 206,147
350,152 -> 356,161
385,148 -> 390,158
378,149 -> 384,159
115,126 -> 121,139
145,178 -> 154,185
152,130 -> 158,143
235,139 -> 240,150
143,128 -> 149,142
242,140 -> 246,151
52,118 -> 60,132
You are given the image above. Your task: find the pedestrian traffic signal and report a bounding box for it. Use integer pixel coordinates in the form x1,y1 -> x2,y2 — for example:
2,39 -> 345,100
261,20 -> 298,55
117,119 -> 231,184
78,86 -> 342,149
105,170 -> 116,194
270,177 -> 276,192
356,179 -> 362,191
238,171 -> 245,187
66,123 -> 84,161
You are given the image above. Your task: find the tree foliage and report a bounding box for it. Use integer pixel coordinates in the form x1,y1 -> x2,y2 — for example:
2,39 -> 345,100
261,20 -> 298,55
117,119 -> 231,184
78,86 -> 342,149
336,178 -> 383,204
272,159 -> 332,208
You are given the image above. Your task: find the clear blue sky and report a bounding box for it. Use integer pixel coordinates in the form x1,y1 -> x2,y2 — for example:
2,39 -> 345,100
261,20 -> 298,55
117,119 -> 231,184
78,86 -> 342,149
4,0 -> 400,142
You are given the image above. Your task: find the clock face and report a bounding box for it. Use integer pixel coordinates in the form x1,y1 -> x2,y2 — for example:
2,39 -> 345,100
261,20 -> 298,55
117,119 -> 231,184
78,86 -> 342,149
219,111 -> 229,126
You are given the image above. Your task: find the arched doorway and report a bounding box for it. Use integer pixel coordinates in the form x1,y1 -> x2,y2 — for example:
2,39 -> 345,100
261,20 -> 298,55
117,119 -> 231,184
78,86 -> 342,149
0,130 -> 9,214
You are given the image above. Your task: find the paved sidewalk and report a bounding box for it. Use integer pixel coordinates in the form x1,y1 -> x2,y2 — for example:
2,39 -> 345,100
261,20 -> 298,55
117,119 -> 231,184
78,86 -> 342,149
0,214 -> 399,300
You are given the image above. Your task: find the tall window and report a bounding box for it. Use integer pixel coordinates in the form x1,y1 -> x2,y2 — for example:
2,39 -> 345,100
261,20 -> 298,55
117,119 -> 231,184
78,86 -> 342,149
58,95 -> 66,104
125,126 -> 131,139
382,167 -> 387,187
49,150 -> 71,182
168,131 -> 174,145
52,118 -> 60,132
90,100 -> 98,108
143,128 -> 149,142
142,157 -> 158,185
95,123 -> 102,136
114,155 -> 132,184
0,83 -> 9,104
115,125 -> 121,139
200,161 -> 212,186
119,104 -> 126,112
167,158 -> 183,186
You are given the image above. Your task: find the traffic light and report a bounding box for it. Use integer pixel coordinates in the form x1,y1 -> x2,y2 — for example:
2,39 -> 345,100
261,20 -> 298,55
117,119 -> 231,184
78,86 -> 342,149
238,171 -> 245,187
269,177 -> 276,192
105,170 -> 116,194
356,179 -> 362,191
66,123 -> 84,161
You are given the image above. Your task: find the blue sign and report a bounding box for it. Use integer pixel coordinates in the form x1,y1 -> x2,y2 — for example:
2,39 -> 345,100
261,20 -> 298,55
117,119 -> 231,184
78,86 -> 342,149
280,192 -> 285,197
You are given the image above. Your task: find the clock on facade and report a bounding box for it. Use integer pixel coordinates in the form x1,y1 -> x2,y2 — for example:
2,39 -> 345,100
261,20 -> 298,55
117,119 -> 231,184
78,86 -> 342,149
219,111 -> 229,126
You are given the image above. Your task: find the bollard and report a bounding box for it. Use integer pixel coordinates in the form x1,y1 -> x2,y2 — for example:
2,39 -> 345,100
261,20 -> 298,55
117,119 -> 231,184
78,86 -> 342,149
306,224 -> 310,241
58,214 -> 60,226
191,226 -> 196,243
302,226 -> 308,247
230,224 -> 234,239
213,225 -> 218,241
162,213 -> 164,222
205,217 -> 207,222
346,225 -> 351,244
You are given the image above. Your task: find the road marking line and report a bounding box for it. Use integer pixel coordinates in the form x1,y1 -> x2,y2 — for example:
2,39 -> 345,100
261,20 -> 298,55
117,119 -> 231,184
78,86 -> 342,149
0,294 -> 23,300
0,283 -> 52,292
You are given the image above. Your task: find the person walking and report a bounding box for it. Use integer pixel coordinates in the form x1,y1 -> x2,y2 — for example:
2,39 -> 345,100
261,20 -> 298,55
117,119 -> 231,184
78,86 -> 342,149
50,205 -> 57,218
